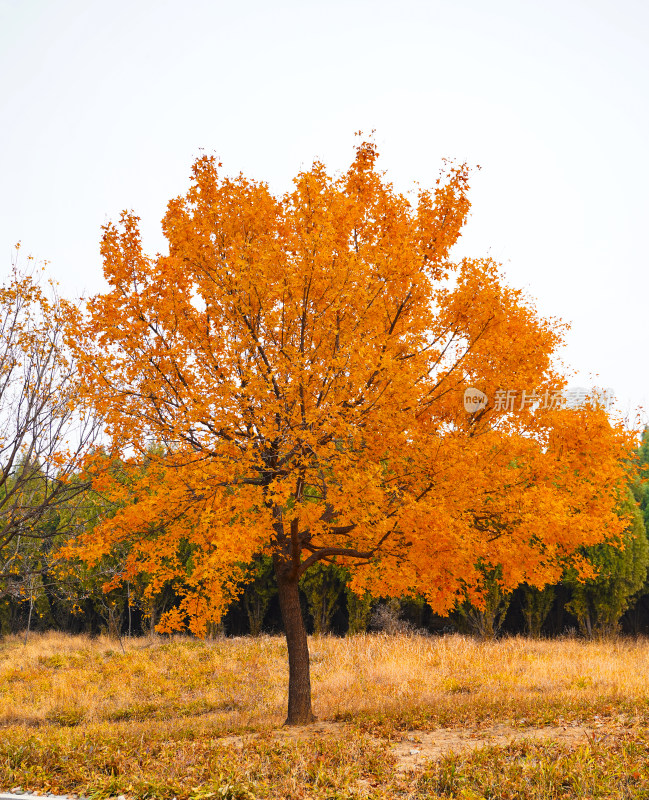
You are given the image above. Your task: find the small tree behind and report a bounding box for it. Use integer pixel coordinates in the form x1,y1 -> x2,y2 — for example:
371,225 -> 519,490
521,584 -> 556,638
300,562 -> 347,635
0,260 -> 97,628
242,555 -> 276,636
454,565 -> 513,640
345,585 -> 373,635
566,498 -> 649,637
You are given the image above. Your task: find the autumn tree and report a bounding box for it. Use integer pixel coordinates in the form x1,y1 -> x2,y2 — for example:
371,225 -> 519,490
67,141 -> 633,723
0,259 -> 98,617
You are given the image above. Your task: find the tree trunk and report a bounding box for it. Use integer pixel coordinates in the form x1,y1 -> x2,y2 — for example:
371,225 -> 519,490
275,561 -> 316,725
24,583 -> 34,646
127,583 -> 132,637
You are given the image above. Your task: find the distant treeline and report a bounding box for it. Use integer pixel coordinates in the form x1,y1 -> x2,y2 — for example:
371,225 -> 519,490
3,429 -> 649,642
4,554 -> 649,640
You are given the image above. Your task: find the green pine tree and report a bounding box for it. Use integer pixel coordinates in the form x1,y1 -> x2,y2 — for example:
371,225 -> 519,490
566,495 -> 649,637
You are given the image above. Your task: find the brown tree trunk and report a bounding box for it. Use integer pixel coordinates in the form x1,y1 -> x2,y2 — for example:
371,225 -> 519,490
275,560 -> 316,725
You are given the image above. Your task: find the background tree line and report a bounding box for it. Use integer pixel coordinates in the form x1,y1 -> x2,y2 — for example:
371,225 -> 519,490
3,427 -> 648,642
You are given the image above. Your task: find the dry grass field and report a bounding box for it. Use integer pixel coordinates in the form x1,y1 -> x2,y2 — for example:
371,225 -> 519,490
2,631 -> 649,798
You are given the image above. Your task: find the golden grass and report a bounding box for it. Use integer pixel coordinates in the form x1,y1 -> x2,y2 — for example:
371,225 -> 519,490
3,632 -> 649,798
313,632 -> 649,727
1,631 -> 649,731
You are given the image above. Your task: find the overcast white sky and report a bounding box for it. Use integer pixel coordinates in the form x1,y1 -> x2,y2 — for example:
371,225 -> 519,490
1,0 -> 647,422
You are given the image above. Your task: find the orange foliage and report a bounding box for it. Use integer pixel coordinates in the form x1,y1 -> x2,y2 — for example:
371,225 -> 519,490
67,141 -> 633,635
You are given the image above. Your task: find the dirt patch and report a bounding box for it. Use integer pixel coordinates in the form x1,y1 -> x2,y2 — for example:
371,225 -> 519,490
217,718 -> 623,772
390,723 -> 598,771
